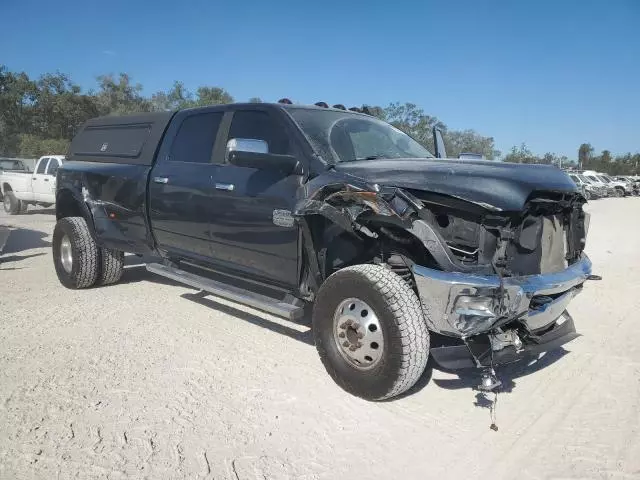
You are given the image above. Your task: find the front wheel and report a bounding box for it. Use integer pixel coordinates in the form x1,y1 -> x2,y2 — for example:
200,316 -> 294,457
52,217 -> 99,289
312,264 -> 430,400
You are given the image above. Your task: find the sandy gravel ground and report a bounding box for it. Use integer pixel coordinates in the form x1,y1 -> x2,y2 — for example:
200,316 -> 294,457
1,199 -> 639,480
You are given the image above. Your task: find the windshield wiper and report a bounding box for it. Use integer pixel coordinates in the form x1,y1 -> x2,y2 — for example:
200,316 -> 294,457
354,155 -> 383,161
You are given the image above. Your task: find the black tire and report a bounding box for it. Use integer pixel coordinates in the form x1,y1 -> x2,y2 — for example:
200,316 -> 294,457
615,188 -> 624,198
19,201 -> 28,213
312,264 -> 430,400
3,191 -> 20,215
52,217 -> 99,289
98,248 -> 124,285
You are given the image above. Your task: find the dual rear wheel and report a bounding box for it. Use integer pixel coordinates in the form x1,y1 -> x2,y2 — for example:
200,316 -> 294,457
52,217 -> 124,289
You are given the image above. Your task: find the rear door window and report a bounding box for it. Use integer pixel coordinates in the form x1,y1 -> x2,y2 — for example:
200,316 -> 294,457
47,158 -> 61,176
36,158 -> 49,174
228,110 -> 290,155
169,112 -> 223,163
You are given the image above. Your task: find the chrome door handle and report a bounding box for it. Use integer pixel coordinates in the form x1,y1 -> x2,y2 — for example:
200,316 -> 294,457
153,176 -> 169,184
215,183 -> 235,191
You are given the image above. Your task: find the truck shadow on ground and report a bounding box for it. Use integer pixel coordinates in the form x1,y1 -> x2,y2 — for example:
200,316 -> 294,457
391,347 -> 569,402
432,348 -> 570,413
430,347 -> 569,392
180,291 -> 314,346
118,264 -> 188,288
0,227 -> 50,265
118,260 -> 314,346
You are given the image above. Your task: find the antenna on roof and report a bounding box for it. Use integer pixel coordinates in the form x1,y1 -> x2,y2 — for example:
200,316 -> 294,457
277,98 -> 293,104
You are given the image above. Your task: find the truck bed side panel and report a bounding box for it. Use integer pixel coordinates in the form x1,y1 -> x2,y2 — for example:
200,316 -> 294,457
0,171 -> 35,201
57,162 -> 155,254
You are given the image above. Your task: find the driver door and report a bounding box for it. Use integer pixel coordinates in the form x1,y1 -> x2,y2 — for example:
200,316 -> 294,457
208,109 -> 302,288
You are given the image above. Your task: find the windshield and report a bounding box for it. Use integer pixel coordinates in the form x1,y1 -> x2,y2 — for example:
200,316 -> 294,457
586,176 -> 599,184
287,108 -> 434,164
577,175 -> 589,183
598,176 -> 610,183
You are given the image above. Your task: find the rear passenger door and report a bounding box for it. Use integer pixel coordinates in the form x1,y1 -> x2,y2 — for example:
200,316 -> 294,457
42,158 -> 62,203
32,158 -> 51,201
208,109 -> 302,288
149,110 -> 223,259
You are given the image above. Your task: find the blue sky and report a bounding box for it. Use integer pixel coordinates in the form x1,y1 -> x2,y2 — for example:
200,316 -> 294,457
1,0 -> 638,158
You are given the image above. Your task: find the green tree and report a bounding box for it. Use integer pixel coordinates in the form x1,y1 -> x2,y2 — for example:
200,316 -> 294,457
95,73 -> 152,115
151,81 -> 194,111
0,66 -> 37,155
381,102 -> 498,158
195,86 -> 233,106
33,72 -> 99,140
540,152 -> 556,165
578,143 -> 593,169
18,134 -> 70,157
444,129 -> 500,160
503,143 -> 540,164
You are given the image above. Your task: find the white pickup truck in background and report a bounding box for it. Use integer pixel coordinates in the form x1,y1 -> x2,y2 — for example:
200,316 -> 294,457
0,155 -> 65,214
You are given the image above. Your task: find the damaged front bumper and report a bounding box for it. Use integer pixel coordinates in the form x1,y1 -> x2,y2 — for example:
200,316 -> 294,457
413,254 -> 592,369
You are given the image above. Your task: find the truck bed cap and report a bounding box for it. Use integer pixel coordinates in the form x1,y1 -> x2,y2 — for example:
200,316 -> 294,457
68,111 -> 176,166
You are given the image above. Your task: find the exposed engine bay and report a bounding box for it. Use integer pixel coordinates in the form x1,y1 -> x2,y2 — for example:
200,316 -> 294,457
296,176 -> 589,282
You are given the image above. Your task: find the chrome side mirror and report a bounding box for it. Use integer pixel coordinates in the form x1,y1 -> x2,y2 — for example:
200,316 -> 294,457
226,138 -> 268,161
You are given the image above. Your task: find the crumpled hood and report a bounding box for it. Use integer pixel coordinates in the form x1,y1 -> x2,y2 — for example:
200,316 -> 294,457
333,158 -> 579,211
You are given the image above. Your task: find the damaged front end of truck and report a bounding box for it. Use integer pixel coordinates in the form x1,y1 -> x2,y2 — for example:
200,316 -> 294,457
294,162 -> 594,388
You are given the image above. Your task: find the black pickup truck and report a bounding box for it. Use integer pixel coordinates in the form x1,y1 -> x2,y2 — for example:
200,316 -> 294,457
53,102 -> 593,400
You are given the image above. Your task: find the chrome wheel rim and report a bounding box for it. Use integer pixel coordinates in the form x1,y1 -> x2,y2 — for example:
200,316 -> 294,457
333,298 -> 384,370
60,235 -> 73,273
